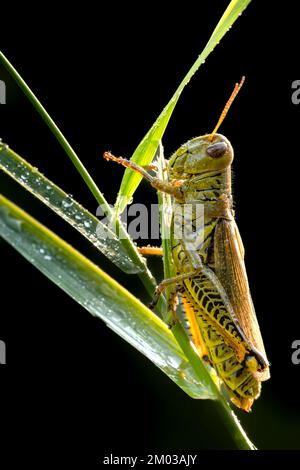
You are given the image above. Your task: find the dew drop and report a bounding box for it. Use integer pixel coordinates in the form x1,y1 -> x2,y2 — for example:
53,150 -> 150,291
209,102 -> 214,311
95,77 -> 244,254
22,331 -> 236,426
62,199 -> 74,209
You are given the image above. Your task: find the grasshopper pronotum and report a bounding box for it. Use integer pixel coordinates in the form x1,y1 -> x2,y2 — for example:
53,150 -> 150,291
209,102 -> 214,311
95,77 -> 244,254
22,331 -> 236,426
104,77 -> 270,411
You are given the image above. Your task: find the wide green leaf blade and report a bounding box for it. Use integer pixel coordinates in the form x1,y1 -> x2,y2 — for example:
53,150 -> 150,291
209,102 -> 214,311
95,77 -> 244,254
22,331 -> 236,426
115,0 -> 252,214
0,53 -> 161,297
0,143 -> 145,274
0,194 -> 217,400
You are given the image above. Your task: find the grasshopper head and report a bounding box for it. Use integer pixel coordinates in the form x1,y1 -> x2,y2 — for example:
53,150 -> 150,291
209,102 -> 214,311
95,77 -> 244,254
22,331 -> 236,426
168,77 -> 245,178
168,133 -> 233,177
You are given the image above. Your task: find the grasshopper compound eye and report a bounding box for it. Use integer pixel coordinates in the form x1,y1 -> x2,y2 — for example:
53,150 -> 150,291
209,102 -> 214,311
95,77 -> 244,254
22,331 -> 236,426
206,141 -> 228,158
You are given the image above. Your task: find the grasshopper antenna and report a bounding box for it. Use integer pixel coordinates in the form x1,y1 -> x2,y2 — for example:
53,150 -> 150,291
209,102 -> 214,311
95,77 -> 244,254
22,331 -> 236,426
209,76 -> 245,141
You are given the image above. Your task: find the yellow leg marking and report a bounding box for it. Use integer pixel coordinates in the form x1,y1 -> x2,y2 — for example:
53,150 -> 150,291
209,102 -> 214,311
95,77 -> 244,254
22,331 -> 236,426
181,294 -> 209,359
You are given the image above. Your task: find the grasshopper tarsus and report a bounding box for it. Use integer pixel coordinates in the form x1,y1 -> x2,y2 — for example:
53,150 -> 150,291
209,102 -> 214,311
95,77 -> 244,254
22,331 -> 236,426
202,354 -> 211,364
167,318 -> 176,329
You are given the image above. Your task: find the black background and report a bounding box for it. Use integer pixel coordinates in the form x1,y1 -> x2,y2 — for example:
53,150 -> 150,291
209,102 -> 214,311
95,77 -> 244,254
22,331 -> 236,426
1,0 -> 300,462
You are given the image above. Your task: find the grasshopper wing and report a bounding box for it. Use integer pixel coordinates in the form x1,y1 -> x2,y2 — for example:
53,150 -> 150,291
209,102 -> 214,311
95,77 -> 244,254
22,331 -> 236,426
214,218 -> 270,381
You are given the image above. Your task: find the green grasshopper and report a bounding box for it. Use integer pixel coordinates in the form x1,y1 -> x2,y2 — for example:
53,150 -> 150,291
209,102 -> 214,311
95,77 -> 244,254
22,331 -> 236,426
104,77 -> 270,411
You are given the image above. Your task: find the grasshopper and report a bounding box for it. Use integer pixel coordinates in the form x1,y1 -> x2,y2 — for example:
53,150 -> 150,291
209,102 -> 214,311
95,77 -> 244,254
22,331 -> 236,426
104,77 -> 270,411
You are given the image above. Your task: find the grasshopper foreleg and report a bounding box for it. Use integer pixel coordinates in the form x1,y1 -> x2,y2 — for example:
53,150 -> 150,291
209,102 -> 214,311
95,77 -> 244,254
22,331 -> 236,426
103,151 -> 184,200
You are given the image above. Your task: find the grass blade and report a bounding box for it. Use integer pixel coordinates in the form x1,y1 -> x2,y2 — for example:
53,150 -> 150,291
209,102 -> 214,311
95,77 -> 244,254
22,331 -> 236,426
0,51 -> 108,212
0,53 -> 161,300
0,194 -> 216,400
0,143 -> 140,274
0,142 -> 167,304
115,0 -> 252,214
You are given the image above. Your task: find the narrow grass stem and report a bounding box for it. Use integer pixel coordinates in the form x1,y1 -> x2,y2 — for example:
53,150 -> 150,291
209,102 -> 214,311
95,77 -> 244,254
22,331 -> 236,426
0,50 -> 164,305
